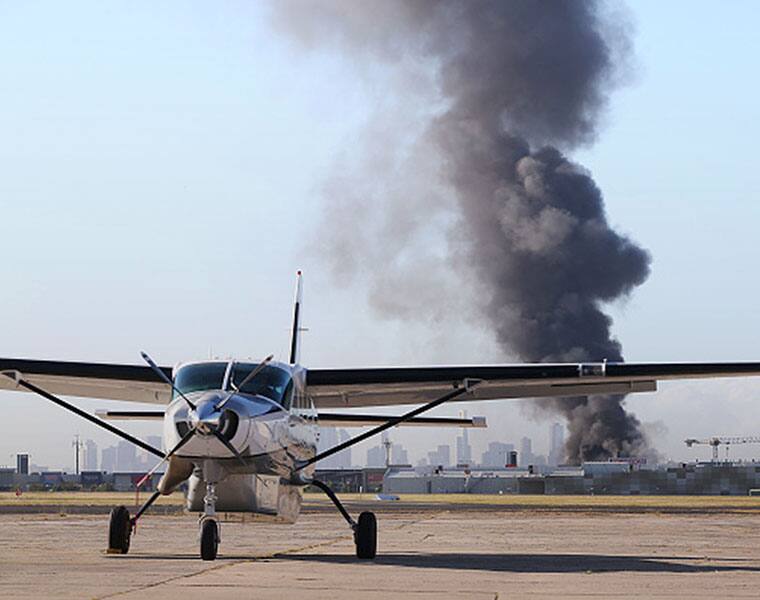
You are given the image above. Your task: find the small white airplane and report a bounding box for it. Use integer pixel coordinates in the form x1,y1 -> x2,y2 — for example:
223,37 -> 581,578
3,271 -> 760,560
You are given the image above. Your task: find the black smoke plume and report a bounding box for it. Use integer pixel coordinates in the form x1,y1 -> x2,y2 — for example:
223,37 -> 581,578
275,1 -> 651,463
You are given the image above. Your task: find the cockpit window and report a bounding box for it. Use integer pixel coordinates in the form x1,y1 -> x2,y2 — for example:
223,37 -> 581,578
173,362 -> 227,399
230,363 -> 292,407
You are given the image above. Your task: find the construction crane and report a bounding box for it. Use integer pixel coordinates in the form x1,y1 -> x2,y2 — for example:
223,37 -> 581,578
684,436 -> 760,461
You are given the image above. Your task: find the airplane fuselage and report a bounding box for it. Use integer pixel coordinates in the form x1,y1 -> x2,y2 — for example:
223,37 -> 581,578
159,359 -> 318,523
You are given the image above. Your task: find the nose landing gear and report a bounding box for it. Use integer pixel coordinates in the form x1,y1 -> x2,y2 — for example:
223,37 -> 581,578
199,481 -> 220,560
200,518 -> 219,560
107,482 -> 221,561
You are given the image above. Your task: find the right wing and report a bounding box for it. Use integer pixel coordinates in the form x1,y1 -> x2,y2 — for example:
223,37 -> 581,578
306,362 -> 760,408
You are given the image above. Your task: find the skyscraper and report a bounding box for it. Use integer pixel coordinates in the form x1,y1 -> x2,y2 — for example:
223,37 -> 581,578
391,442 -> 408,465
116,440 -> 137,471
16,453 -> 29,475
101,446 -> 116,472
336,429 -> 352,468
519,436 -> 533,467
142,436 -> 163,470
427,444 -> 451,468
366,432 -> 406,467
84,439 -> 98,471
456,428 -> 472,465
481,441 -> 514,467
317,428 -> 352,468
548,422 -> 565,466
366,444 -> 385,467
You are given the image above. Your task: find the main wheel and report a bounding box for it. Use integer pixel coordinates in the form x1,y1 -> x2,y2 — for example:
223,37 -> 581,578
108,505 -> 131,554
200,519 -> 219,561
354,511 -> 377,559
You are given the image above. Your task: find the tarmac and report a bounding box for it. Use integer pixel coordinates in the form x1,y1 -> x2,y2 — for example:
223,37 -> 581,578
2,500 -> 760,599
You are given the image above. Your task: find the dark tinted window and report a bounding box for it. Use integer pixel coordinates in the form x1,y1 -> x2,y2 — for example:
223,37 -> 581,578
174,362 -> 227,398
230,363 -> 292,407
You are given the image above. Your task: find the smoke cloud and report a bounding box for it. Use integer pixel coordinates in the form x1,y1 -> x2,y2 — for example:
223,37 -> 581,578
275,1 -> 652,463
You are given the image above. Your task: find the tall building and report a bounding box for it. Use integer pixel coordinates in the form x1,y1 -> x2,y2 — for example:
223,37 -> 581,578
480,441 -> 514,467
366,444 -> 385,467
16,453 -> 29,475
456,428 -> 472,465
318,428 -> 352,469
427,444 -> 451,467
366,432 -> 406,467
549,422 -> 565,466
142,436 -> 163,470
391,443 -> 408,465
101,446 -> 116,472
116,441 -> 137,471
84,439 -> 98,471
519,437 -> 534,467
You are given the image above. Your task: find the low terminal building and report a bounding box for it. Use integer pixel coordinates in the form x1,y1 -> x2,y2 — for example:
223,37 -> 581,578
1,470 -> 164,492
383,462 -> 760,496
6,462 -> 760,496
312,467 -> 387,493
549,462 -> 760,495
383,466 -> 546,495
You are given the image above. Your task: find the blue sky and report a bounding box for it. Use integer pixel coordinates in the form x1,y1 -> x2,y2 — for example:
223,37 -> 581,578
1,1 -> 760,468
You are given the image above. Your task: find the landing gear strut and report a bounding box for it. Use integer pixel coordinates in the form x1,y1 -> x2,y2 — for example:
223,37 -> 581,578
310,479 -> 377,559
199,481 -> 219,560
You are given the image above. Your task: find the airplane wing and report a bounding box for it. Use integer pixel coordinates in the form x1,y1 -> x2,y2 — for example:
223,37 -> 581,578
0,357 -> 171,404
4,357 -> 760,410
306,362 -> 760,408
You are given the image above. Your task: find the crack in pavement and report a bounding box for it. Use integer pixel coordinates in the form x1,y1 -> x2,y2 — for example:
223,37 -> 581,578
93,513 -> 441,599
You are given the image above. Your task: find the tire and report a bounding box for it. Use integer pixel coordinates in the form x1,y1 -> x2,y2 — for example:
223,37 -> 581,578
354,511 -> 377,559
108,505 -> 131,554
200,519 -> 218,561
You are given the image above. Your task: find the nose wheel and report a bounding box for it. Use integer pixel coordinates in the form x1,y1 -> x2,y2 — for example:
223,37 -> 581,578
200,518 -> 219,560
199,481 -> 220,560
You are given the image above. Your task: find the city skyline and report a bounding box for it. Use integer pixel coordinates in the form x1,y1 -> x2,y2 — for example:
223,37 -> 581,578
7,424 -> 569,474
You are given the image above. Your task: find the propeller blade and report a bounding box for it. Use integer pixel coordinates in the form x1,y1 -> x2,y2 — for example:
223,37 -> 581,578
216,354 -> 274,411
212,430 -> 247,466
136,426 -> 197,488
141,351 -> 196,411
235,354 -> 275,391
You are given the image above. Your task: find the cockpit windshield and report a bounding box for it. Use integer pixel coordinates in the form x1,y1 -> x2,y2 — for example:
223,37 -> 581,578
173,362 -> 227,399
230,363 -> 293,407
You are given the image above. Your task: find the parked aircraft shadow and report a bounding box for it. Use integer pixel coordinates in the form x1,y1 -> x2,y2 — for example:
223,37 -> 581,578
276,552 -> 760,574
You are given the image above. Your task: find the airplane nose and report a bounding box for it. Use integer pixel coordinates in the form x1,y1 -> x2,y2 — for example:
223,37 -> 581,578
189,394 -> 224,434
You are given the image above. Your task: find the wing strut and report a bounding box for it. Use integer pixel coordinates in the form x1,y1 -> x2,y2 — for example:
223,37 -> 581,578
1,371 -> 164,458
296,378 -> 481,470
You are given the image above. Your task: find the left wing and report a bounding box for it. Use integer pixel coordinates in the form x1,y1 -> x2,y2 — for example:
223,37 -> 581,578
306,361 -> 760,408
0,357 -> 171,404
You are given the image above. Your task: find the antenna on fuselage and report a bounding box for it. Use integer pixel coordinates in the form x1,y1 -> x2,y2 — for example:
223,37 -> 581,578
289,270 -> 306,364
